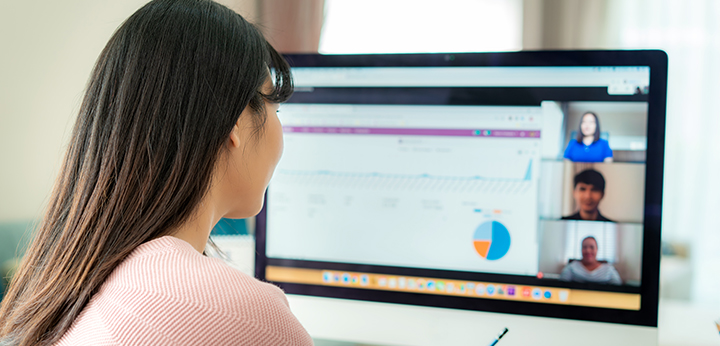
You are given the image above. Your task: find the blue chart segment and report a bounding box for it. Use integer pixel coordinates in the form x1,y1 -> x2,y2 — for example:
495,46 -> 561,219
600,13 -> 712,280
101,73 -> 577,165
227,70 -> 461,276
473,221 -> 511,261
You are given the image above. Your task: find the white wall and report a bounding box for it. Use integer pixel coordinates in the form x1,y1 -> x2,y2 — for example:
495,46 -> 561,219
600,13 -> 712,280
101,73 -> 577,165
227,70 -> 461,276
538,160 -> 565,219
615,223 -> 644,286
0,1 -> 151,221
0,0 -> 257,223
537,220 -> 567,276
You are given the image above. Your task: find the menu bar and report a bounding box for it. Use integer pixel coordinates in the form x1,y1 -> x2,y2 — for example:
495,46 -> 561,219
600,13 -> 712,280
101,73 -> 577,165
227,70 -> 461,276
291,66 -> 650,88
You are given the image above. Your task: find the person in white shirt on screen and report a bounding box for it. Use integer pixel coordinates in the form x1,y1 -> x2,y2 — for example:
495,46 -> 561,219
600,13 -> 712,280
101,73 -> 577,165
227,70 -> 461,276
560,236 -> 622,285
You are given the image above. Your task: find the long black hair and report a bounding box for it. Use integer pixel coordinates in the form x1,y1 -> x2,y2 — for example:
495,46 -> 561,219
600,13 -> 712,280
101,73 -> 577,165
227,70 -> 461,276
576,111 -> 601,143
0,1 -> 292,345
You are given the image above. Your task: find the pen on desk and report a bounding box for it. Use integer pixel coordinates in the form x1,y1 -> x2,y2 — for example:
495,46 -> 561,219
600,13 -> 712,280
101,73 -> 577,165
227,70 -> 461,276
715,320 -> 719,335
487,327 -> 508,346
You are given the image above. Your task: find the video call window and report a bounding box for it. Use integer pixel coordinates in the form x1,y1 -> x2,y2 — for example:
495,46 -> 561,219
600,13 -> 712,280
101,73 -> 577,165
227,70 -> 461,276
538,220 -> 643,287
539,101 -> 647,288
559,101 -> 648,164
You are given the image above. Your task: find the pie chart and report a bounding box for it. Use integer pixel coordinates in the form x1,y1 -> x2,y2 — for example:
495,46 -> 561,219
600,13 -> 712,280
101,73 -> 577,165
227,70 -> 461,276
473,221 -> 511,260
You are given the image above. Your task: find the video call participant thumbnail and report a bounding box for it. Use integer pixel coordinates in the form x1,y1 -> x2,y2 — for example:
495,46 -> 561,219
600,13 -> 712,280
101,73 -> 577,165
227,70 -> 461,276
562,169 -> 614,222
563,112 -> 613,163
560,236 -> 622,285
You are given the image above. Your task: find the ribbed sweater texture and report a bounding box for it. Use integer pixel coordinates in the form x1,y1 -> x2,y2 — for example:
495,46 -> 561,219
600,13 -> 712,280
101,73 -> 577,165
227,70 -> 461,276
55,236 -> 313,345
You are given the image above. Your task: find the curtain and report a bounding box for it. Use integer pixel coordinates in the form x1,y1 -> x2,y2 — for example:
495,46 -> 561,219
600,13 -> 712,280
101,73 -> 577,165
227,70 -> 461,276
216,0 -> 325,53
523,0 -> 610,49
605,0 -> 720,308
259,0 -> 325,53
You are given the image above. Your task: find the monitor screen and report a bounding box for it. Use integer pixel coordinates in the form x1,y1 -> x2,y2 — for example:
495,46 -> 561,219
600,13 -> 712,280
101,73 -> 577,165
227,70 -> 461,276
256,51 -> 667,328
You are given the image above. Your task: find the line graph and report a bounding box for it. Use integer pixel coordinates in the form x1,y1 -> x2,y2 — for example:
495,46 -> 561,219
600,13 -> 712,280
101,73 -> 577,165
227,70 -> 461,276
272,160 -> 534,194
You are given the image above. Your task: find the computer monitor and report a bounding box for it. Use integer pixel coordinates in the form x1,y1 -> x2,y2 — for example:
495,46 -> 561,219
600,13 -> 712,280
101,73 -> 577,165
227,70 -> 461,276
255,51 -> 668,346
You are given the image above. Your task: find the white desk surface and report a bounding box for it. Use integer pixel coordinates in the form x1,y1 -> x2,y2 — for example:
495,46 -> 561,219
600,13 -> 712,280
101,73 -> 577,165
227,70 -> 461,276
657,299 -> 719,346
310,299 -> 719,346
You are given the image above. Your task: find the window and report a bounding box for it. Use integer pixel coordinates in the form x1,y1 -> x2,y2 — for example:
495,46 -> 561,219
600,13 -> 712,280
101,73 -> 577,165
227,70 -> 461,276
319,0 -> 523,54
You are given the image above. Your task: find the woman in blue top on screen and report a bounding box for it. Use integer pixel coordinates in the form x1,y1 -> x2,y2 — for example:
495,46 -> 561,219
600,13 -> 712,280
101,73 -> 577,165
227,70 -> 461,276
563,112 -> 613,162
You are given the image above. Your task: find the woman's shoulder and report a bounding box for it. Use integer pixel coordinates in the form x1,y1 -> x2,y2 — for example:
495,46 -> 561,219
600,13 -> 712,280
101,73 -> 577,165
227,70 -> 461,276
598,262 -> 618,272
567,260 -> 585,271
74,236 -> 312,345
561,261 -> 584,276
563,139 -> 581,159
108,236 -> 285,307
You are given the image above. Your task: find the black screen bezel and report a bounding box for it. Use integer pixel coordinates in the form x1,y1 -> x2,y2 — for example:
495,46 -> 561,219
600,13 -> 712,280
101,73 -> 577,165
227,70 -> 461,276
254,50 -> 667,328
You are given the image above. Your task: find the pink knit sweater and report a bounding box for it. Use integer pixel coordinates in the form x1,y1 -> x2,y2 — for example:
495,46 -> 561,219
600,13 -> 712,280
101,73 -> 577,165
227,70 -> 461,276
55,236 -> 313,346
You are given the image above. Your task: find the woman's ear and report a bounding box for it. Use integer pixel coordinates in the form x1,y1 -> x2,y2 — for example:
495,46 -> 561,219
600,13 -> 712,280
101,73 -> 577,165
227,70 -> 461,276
229,122 -> 242,148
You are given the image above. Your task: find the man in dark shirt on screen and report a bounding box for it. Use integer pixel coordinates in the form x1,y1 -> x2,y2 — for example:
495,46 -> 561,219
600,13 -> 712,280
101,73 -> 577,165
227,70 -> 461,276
562,169 -> 614,222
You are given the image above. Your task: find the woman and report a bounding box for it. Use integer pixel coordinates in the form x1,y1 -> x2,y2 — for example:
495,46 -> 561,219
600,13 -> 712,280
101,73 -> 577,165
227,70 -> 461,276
0,1 -> 312,345
563,111 -> 613,162
560,236 -> 622,285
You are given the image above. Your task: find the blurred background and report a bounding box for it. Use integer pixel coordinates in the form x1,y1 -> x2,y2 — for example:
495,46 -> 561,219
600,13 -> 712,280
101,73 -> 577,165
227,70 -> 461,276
0,0 -> 717,320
